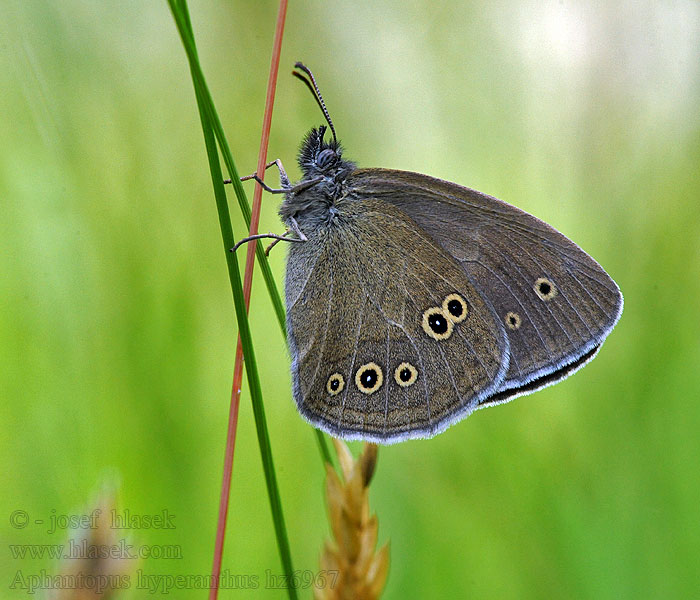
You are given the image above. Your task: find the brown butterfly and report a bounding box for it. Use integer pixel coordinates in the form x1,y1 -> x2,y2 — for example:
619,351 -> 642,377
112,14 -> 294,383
237,63 -> 622,444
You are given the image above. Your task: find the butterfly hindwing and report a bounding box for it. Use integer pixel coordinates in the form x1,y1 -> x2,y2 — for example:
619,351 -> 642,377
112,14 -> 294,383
285,197 -> 509,442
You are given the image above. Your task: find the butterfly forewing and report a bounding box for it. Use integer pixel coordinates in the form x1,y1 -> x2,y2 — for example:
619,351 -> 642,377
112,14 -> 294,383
347,169 -> 623,405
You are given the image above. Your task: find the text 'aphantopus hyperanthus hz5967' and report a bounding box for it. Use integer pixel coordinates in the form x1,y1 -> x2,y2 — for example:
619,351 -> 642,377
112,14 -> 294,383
238,63 -> 623,444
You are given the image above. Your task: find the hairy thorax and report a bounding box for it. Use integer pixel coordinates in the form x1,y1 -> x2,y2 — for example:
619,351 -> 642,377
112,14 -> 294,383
279,175 -> 352,233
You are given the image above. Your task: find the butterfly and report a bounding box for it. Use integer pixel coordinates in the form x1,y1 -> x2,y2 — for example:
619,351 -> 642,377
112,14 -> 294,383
237,63 -> 623,444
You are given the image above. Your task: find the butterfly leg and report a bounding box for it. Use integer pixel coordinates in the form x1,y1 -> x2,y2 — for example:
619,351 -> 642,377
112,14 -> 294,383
230,218 -> 307,254
227,158 -> 323,194
230,231 -> 303,253
227,158 -> 292,189
287,216 -> 307,241
264,232 -> 288,255
264,226 -> 307,255
241,174 -> 324,195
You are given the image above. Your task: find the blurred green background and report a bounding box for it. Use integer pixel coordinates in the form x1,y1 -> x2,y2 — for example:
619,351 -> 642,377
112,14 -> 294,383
2,1 -> 699,598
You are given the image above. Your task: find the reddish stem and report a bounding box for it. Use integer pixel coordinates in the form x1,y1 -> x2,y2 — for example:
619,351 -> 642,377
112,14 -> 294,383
209,2 -> 288,598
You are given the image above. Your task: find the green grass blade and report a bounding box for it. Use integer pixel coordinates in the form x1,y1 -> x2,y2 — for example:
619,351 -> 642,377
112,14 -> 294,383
195,91 -> 297,600
173,0 -> 286,335
168,0 -> 331,469
169,0 -> 331,467
168,2 -> 299,597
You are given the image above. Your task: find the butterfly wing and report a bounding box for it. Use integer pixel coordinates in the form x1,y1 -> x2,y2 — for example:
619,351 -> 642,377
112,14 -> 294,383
346,168 -> 623,406
285,197 -> 509,443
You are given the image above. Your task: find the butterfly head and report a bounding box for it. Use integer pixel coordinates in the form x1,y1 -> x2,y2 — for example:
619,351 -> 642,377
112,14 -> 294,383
298,125 -> 352,180
292,63 -> 356,184
280,64 -> 357,226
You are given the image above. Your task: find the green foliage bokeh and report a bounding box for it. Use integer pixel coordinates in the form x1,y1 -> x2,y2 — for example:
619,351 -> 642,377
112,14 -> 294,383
2,1 -> 699,598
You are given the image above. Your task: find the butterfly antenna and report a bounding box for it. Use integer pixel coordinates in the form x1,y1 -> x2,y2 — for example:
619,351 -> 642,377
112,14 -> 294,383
293,62 -> 337,146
